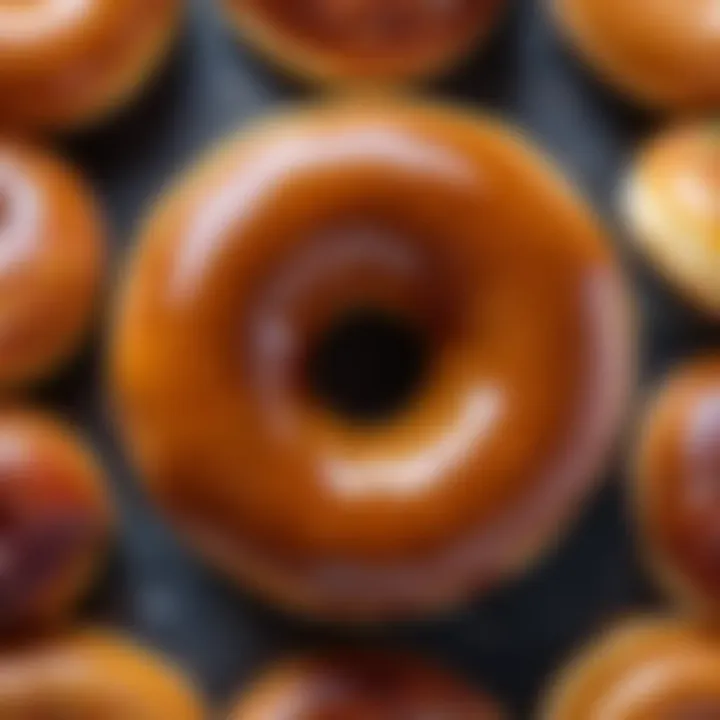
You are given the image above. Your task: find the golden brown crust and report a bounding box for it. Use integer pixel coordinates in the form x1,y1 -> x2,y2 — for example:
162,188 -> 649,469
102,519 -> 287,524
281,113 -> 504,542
224,0 -> 506,84
542,618 -> 720,719
111,100 -> 633,619
622,120 -> 720,317
0,139 -> 105,390
0,629 -> 204,718
0,410 -> 112,631
229,652 -> 503,719
0,0 -> 182,131
552,0 -> 720,110
634,357 -> 720,618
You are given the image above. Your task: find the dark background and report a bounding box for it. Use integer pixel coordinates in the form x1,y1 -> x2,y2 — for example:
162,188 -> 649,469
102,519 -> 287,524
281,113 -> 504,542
34,0 -> 720,716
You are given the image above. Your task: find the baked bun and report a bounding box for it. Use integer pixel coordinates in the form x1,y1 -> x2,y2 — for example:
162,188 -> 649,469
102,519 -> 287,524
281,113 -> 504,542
635,356 -> 720,616
112,101 -> 633,619
0,139 -> 105,390
0,0 -> 182,131
229,652 -> 503,719
224,0 -> 506,84
552,0 -> 720,109
0,411 -> 112,631
623,120 -> 719,316
0,629 -> 204,718
542,618 -> 720,719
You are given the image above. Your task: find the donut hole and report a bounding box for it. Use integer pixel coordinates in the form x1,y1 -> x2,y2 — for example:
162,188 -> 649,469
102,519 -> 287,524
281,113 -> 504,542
306,307 -> 430,424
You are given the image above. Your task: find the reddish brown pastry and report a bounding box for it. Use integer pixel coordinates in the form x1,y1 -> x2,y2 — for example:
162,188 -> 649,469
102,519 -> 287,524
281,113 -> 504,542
623,120 -> 719,317
0,629 -> 204,718
0,139 -> 105,391
552,0 -> 720,109
634,357 -> 720,617
542,618 -> 720,719
0,0 -> 182,131
111,101 -> 633,619
224,0 -> 506,84
228,653 -> 503,719
0,411 -> 112,631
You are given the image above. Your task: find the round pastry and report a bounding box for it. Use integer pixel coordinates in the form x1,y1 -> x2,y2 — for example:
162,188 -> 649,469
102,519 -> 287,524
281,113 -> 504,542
0,629 -> 204,718
111,101 -> 633,619
542,618 -> 720,719
622,120 -> 719,317
634,356 -> 720,616
0,139 -> 105,390
0,411 -> 112,630
552,0 -> 720,109
228,653 -> 503,719
224,0 -> 506,84
0,0 -> 182,131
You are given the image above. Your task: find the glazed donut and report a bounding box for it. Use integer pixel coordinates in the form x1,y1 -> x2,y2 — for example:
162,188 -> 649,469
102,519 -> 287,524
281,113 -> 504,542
0,411 -> 112,630
0,0 -> 182,131
228,653 -> 503,719
542,618 -> 720,719
0,139 -> 105,390
623,120 -> 719,317
224,0 -> 506,84
634,357 -> 720,617
552,0 -> 720,109
0,629 -> 204,718
111,101 -> 633,619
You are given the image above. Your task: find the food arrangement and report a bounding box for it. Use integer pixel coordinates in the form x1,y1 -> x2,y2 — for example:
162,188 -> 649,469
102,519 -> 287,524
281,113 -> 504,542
0,0 -> 716,716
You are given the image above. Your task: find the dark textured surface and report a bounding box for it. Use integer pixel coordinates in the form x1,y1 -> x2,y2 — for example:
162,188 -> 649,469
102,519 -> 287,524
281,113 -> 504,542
30,0 -> 719,716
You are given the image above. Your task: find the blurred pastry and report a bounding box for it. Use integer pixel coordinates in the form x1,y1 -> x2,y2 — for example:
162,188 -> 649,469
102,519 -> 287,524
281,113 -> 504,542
0,0 -> 182,131
623,120 -> 719,316
634,356 -> 720,616
0,629 -> 204,718
0,139 -> 105,390
228,652 -> 503,719
0,411 -> 112,631
552,0 -> 720,109
224,0 -> 506,84
542,618 -> 720,718
111,100 -> 633,619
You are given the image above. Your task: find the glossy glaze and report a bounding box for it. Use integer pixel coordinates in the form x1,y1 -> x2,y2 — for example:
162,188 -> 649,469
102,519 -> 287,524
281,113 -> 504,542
0,411 -> 112,630
0,630 -> 204,718
553,0 -> 720,109
624,121 -> 720,316
543,619 -> 720,719
0,0 -> 181,131
636,357 -> 720,615
229,653 -> 503,719
225,0 -> 504,83
0,139 -> 104,389
112,101 -> 633,618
